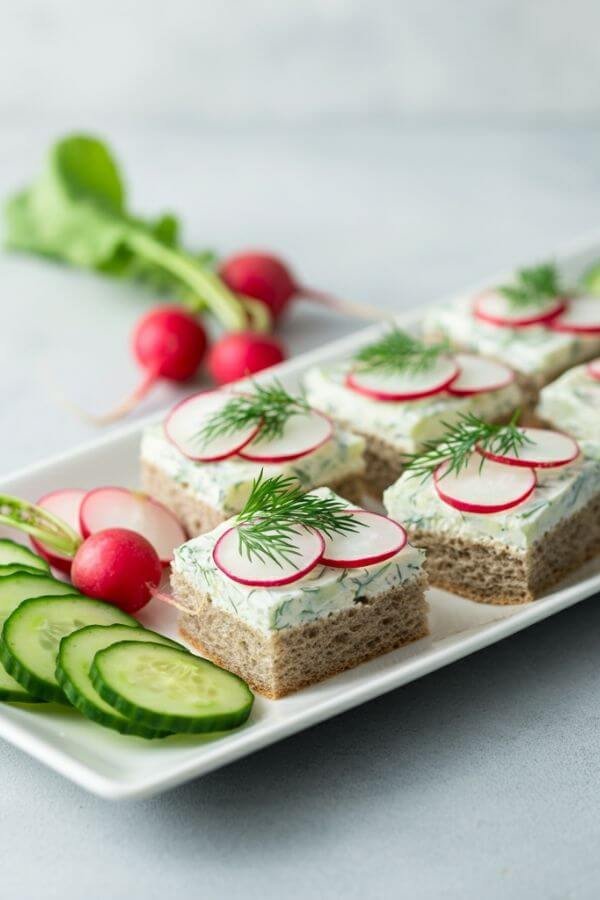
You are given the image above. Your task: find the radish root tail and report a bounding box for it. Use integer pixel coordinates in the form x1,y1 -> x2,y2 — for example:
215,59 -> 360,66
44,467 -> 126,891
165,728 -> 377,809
299,287 -> 386,321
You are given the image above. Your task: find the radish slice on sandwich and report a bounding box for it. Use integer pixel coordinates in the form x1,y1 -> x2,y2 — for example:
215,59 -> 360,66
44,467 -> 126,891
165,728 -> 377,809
237,409 -> 332,463
320,510 -> 407,568
587,358 -> 600,381
477,427 -> 579,469
447,354 -> 515,396
434,455 -> 536,514
213,525 -> 325,587
80,487 -> 186,565
548,296 -> 600,335
165,390 -> 260,462
473,291 -> 566,328
31,488 -> 86,574
345,355 -> 459,401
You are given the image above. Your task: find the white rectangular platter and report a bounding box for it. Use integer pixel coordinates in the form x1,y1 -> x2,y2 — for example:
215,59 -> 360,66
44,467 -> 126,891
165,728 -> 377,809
1,234 -> 599,800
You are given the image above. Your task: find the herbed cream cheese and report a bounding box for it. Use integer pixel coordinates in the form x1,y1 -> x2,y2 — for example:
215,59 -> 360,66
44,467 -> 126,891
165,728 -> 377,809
537,364 -> 600,460
172,490 -> 425,633
423,296 -> 600,383
384,457 -> 600,551
141,423 -> 365,516
303,361 -> 523,453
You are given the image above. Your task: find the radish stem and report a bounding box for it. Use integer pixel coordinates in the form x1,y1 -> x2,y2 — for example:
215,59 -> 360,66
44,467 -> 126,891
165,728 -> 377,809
126,231 -> 247,330
0,495 -> 82,556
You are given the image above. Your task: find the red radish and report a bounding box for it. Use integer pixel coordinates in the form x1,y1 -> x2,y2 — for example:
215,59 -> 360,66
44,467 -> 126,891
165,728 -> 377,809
220,251 -> 382,322
84,307 -> 207,424
30,489 -> 85,574
346,355 -> 459,402
79,487 -> 186,564
166,389 -> 259,461
238,410 -> 333,463
447,354 -> 515,396
320,510 -> 407,568
207,332 -> 286,385
478,427 -> 579,469
213,525 -> 325,587
548,296 -> 600,335
473,291 -> 566,328
587,358 -> 600,381
434,455 -> 536,514
71,527 -> 162,613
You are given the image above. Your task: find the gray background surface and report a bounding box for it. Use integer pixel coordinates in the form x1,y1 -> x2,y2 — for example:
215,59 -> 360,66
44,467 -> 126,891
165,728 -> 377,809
2,2 -> 600,898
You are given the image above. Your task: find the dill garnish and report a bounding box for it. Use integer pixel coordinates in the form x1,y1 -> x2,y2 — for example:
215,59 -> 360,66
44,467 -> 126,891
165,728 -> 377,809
497,262 -> 561,309
353,328 -> 449,375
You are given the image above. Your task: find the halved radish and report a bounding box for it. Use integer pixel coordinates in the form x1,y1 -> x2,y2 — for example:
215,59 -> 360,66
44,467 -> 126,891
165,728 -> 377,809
549,296 -> 600,335
80,487 -> 186,565
477,427 -> 579,469
447,353 -> 515,396
213,525 -> 325,587
237,409 -> 333,463
31,488 -> 85,574
434,455 -> 536,514
587,358 -> 600,381
165,390 -> 260,462
473,291 -> 566,328
345,355 -> 459,402
320,510 -> 407,568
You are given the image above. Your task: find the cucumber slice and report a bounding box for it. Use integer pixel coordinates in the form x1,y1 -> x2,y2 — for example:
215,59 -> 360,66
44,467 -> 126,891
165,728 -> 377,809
0,540 -> 49,573
57,624 -> 183,738
0,573 -> 79,702
1,596 -> 137,703
91,642 -> 254,734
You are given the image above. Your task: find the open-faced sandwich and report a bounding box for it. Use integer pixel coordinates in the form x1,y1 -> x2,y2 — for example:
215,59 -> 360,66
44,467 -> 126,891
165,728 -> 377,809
536,358 -> 600,461
141,381 -> 366,535
423,263 -> 600,397
303,328 -> 523,499
384,415 -> 600,605
170,474 -> 428,697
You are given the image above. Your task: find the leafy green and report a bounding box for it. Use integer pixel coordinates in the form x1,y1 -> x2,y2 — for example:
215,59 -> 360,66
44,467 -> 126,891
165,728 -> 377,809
4,134 -> 244,329
498,263 -> 561,309
582,261 -> 600,295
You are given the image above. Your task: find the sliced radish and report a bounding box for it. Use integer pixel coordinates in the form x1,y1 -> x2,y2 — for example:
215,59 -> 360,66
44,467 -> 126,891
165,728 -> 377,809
345,355 -> 459,402
31,488 -> 85,574
587,358 -> 600,381
320,510 -> 407,569
478,427 -> 579,469
549,296 -> 600,335
80,487 -> 186,565
447,353 -> 515,396
237,409 -> 333,463
473,290 -> 566,328
213,525 -> 324,587
165,390 -> 260,462
434,455 -> 536,514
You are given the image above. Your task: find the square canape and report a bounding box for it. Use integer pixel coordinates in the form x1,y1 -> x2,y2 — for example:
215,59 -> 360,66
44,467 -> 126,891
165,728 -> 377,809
303,334 -> 524,500
536,358 -> 600,461
423,264 -> 600,395
141,384 -> 366,536
171,485 -> 428,698
384,420 -> 600,605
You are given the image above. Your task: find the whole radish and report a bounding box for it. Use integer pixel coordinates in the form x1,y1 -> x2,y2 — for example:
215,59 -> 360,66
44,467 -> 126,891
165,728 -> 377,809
81,306 -> 207,424
220,251 -> 382,322
71,528 -> 162,613
207,332 -> 286,385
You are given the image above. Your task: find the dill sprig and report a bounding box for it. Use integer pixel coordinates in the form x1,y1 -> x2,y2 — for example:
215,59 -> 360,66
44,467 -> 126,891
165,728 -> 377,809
498,262 -> 561,309
353,328 -> 449,375
404,411 -> 532,481
235,471 -> 361,568
195,380 -> 309,448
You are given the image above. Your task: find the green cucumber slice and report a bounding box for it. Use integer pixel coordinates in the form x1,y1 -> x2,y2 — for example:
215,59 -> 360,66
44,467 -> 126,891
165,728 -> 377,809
0,564 -> 46,578
1,596 -> 137,703
0,573 -> 79,702
90,642 -> 254,734
57,624 -> 183,738
0,540 -> 49,574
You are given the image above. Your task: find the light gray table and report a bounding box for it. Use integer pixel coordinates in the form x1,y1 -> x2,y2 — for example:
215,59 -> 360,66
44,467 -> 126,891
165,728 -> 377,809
1,125 -> 600,900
